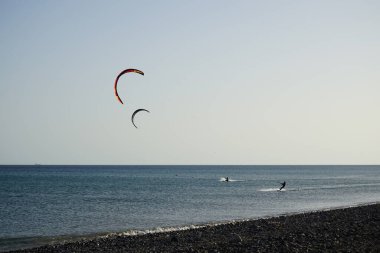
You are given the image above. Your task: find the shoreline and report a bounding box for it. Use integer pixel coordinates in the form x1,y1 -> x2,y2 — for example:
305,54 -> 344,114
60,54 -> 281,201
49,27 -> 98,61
7,202 -> 380,252
100,201 -> 380,237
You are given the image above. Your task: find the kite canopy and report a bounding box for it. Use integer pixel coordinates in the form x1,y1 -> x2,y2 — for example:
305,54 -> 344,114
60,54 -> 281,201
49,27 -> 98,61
114,69 -> 144,104
131,109 -> 150,128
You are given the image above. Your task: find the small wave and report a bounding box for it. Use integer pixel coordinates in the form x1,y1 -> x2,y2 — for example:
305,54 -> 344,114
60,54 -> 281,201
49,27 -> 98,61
115,225 -> 209,237
99,223 -> 229,239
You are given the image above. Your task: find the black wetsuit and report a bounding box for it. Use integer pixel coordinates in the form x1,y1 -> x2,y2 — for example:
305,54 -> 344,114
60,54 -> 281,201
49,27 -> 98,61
279,181 -> 286,191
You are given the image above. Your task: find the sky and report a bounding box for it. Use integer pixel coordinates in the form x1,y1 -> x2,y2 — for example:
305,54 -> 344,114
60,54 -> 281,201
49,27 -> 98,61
0,0 -> 379,165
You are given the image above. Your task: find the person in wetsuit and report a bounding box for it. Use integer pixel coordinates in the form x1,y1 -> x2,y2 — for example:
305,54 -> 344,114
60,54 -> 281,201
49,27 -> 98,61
279,181 -> 286,191
225,177 -> 229,182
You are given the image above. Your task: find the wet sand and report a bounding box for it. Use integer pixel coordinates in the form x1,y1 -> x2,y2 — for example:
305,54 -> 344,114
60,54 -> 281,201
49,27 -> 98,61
9,203 -> 380,252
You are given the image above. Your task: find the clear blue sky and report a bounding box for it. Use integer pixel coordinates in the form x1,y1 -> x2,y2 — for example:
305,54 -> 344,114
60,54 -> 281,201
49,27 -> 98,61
1,0 -> 379,165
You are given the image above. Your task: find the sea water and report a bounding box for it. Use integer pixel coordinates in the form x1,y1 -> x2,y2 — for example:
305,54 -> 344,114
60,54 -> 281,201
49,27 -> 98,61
0,165 -> 379,251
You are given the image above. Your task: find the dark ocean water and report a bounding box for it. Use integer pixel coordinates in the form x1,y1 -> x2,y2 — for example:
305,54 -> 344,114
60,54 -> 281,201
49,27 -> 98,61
0,165 -> 379,251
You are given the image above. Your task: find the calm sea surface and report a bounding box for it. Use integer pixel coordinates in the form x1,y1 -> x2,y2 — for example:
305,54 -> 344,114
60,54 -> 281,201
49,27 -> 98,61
0,165 -> 379,251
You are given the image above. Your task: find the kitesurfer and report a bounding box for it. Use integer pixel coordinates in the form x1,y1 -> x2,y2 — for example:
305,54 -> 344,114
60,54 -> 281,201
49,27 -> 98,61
225,177 -> 229,182
279,181 -> 286,191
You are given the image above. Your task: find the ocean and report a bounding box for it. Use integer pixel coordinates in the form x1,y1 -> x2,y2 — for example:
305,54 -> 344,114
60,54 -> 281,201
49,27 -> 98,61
0,165 -> 379,252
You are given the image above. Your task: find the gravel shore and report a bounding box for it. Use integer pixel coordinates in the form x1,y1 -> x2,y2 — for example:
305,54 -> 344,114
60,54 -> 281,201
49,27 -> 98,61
10,203 -> 380,253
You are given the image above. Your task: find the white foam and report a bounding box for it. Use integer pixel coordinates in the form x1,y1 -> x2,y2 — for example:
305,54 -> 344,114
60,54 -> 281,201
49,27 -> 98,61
258,188 -> 284,192
219,177 -> 244,182
101,223 -> 224,238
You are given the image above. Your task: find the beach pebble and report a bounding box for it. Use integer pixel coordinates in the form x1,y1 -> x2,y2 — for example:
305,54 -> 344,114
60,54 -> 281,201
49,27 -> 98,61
228,233 -> 242,243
